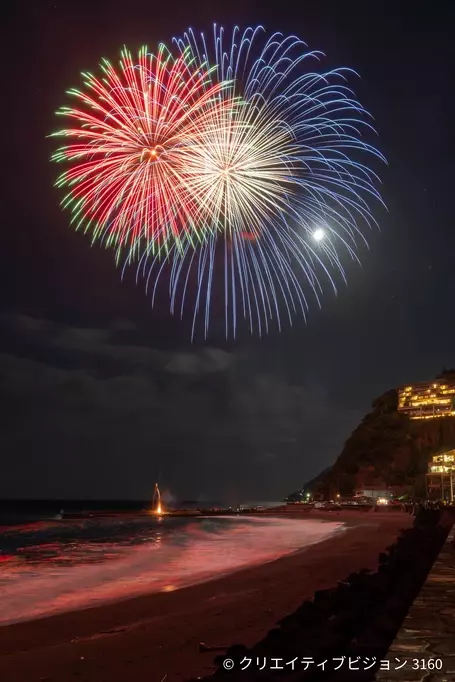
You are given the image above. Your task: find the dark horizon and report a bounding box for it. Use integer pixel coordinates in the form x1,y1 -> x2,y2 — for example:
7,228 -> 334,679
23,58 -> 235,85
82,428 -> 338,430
0,497 -> 285,510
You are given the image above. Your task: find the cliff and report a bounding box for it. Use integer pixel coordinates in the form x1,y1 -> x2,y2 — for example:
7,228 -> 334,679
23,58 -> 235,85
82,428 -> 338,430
304,388 -> 455,498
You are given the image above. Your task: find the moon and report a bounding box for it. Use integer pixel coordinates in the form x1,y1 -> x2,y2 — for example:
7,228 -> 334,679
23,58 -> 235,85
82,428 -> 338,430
313,228 -> 325,242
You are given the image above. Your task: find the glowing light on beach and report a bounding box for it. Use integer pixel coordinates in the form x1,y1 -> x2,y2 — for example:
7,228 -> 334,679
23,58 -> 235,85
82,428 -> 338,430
153,483 -> 164,515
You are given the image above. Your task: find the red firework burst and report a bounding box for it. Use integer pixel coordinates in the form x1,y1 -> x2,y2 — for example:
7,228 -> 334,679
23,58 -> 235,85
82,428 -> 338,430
51,44 -> 232,259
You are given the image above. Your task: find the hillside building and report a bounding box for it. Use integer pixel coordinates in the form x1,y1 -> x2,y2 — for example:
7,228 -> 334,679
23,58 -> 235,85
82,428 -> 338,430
426,451 -> 455,501
398,379 -> 455,420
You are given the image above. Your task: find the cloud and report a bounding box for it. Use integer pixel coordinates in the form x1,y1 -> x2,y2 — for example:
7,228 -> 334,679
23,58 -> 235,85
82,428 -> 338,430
0,315 -> 362,502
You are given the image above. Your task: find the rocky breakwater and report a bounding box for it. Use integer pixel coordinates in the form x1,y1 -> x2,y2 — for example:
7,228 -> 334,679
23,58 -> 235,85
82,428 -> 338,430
187,510 -> 453,682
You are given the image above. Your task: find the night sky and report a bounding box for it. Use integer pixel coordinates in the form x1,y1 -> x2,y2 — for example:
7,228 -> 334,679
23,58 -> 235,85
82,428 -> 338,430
2,1 -> 454,502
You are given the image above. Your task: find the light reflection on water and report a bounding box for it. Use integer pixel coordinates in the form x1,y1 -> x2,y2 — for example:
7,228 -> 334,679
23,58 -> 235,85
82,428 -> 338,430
0,515 -> 345,626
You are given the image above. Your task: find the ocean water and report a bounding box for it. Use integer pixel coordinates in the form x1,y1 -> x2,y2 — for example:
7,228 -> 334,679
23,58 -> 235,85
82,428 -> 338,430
0,514 -> 345,626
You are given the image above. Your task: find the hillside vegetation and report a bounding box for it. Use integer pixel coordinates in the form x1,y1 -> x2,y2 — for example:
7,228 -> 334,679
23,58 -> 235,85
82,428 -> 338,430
297,384 -> 455,499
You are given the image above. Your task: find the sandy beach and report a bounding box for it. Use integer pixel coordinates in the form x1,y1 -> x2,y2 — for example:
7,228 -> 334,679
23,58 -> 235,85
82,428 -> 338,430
0,511 -> 414,682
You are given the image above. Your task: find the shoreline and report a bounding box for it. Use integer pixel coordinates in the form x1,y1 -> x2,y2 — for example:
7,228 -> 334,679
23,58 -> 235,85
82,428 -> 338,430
0,511 -> 414,682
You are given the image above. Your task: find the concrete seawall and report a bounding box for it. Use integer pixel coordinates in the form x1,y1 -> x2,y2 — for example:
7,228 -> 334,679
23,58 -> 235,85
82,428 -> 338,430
376,514 -> 455,681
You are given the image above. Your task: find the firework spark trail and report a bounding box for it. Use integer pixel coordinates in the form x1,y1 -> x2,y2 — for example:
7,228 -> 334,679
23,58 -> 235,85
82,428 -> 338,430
143,25 -> 385,339
51,44 -> 239,258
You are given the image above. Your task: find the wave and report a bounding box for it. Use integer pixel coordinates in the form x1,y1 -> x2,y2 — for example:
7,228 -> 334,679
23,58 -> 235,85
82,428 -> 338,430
0,516 -> 345,626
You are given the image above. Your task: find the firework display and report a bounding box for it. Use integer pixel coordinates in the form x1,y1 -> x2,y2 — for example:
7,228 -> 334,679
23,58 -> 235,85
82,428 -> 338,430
52,26 -> 385,338
51,44 -> 236,258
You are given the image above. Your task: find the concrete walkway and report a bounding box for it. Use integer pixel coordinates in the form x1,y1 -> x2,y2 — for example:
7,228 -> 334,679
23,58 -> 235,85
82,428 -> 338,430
376,527 -> 455,681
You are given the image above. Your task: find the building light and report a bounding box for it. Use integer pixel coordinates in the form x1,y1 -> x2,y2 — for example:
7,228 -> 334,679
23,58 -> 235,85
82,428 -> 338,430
398,379 -> 455,420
